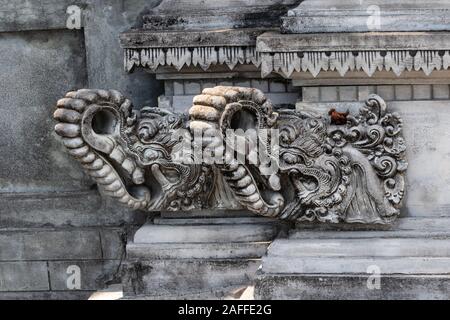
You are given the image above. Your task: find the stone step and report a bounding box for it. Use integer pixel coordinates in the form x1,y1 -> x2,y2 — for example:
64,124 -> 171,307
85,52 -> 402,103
133,223 -> 279,243
127,242 -> 269,260
153,217 -> 276,225
255,274 -> 450,300
122,259 -> 260,298
291,218 -> 450,239
262,256 -> 450,274
268,238 -> 450,258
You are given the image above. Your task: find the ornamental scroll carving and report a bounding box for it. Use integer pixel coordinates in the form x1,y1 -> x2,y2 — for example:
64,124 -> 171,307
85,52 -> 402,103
53,87 -> 407,225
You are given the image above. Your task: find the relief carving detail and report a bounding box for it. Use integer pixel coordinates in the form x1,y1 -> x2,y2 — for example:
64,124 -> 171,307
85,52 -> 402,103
54,87 -> 407,225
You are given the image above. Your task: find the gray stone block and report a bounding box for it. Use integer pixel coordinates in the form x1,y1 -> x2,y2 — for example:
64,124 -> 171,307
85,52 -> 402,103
432,84 -> 450,99
319,87 -> 338,102
234,80 -> 251,88
338,86 -> 357,101
173,81 -> 185,95
184,81 -> 202,95
302,87 -> 320,102
48,260 -> 121,291
394,85 -> 413,100
100,229 -> 126,260
133,223 -> 279,244
172,95 -> 196,113
0,0 -> 80,32
357,86 -> 376,101
0,191 -> 144,228
251,80 -> 269,93
268,80 -> 287,93
0,229 -> 102,261
122,259 -> 260,297
376,85 -> 395,101
126,242 -> 269,259
267,238 -> 450,258
282,0 -> 450,34
0,29 -> 89,193
266,93 -> 299,106
0,262 -> 49,292
0,290 -> 93,300
153,216 -> 275,225
201,81 -> 217,90
255,274 -> 450,300
262,256 -> 450,274
413,85 -> 432,100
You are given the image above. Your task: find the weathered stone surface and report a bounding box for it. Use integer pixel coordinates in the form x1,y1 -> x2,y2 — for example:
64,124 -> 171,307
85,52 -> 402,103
120,29 -> 264,49
133,223 -> 279,244
0,229 -> 102,261
82,0 -> 164,107
0,29 -> 88,193
255,274 -> 450,300
0,291 -> 93,300
291,218 -> 450,239
0,191 -> 144,228
257,216 -> 450,299
127,242 -> 269,259
48,260 -> 121,291
267,238 -> 450,258
0,0 -> 84,32
282,0 -> 450,34
153,217 -> 275,225
139,0 -> 299,31
100,229 -> 127,260
257,31 -> 450,52
0,262 -> 49,292
122,259 -> 260,297
257,31 -> 450,78
122,216 -> 279,299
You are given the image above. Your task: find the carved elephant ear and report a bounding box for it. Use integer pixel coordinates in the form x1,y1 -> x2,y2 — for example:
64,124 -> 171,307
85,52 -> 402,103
53,89 -> 151,210
189,86 -> 285,218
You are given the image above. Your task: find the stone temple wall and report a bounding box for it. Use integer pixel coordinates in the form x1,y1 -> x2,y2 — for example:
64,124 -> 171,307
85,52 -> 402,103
0,0 -> 163,299
3,0 -> 450,300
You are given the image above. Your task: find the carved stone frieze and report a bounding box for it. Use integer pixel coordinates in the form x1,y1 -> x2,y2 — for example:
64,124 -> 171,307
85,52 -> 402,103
124,46 -> 262,72
54,87 -> 407,225
260,50 -> 450,78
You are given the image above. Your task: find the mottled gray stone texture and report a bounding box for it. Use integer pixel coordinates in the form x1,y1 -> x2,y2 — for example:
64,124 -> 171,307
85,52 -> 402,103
0,0 -> 162,299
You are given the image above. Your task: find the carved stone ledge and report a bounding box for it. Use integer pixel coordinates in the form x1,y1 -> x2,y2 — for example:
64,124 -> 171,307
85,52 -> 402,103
257,32 -> 450,78
120,28 -> 266,73
123,46 -> 261,73
282,0 -> 450,34
53,86 -> 407,225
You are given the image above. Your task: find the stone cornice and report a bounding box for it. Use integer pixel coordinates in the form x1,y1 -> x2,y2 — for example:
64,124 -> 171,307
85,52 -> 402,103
122,30 -> 450,78
121,29 -> 265,72
260,50 -> 450,78
257,32 -> 450,78
120,28 -> 266,49
124,46 -> 261,72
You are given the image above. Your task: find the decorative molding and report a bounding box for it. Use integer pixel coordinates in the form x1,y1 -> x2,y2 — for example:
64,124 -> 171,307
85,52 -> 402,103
124,46 -> 261,72
261,50 -> 450,78
54,86 -> 407,225
125,47 -> 450,79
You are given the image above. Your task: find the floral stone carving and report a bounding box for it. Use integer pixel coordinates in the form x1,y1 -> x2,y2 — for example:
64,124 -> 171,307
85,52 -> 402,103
54,87 -> 407,224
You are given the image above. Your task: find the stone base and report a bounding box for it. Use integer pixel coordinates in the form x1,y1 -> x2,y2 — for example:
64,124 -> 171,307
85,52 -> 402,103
255,274 -> 450,300
121,215 -> 285,299
255,218 -> 450,300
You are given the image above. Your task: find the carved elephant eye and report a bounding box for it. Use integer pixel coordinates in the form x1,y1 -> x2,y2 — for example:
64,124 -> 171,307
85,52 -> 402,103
92,109 -> 117,134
